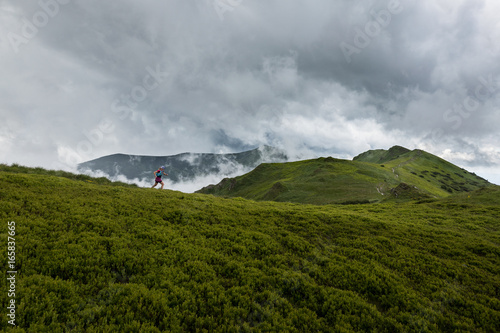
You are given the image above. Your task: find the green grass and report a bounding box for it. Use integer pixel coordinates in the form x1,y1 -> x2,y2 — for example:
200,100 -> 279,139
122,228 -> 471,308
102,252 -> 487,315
0,164 -> 137,188
197,147 -> 491,204
353,145 -> 411,164
376,149 -> 489,198
0,165 -> 499,332
198,158 -> 392,204
198,157 -> 402,205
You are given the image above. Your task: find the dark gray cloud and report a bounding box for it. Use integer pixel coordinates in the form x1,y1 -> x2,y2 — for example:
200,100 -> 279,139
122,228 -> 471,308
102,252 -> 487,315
1,0 -> 499,184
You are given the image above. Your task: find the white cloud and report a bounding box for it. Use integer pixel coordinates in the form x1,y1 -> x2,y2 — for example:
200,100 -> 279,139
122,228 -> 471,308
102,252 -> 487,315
0,0 -> 499,184
440,149 -> 476,162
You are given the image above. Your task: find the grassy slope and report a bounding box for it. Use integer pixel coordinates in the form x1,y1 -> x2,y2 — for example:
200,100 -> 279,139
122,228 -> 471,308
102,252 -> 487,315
358,148 -> 490,198
0,164 -> 137,188
1,167 -> 499,332
199,158 -> 401,205
198,148 -> 490,204
352,145 -> 411,164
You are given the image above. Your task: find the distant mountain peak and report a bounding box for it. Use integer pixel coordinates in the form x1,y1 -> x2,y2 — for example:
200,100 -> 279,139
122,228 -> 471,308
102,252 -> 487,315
77,146 -> 288,185
353,146 -> 411,164
198,146 -> 491,204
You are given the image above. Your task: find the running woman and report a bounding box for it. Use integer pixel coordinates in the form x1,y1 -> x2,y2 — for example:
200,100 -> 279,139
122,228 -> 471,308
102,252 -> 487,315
152,166 -> 168,189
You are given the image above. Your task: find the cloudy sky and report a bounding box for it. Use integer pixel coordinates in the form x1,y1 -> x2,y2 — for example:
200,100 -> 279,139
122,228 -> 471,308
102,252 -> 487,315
1,0 -> 500,185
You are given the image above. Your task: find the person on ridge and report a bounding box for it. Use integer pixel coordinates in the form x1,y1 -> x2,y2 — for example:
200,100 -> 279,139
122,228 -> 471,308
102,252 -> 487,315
152,166 -> 168,189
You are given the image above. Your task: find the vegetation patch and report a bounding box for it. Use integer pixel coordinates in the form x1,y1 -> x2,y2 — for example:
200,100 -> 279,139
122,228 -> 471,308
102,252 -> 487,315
387,183 -> 433,201
1,165 -> 499,332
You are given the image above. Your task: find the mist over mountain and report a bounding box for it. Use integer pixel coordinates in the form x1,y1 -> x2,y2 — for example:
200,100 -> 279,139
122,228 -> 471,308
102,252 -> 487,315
77,146 -> 287,191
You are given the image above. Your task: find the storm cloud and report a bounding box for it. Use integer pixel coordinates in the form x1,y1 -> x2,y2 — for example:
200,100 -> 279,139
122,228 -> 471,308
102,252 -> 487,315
1,0 -> 499,184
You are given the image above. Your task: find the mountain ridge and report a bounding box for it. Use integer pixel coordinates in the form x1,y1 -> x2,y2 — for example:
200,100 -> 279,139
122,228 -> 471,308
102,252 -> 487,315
77,145 -> 288,184
197,146 -> 491,204
353,145 -> 411,164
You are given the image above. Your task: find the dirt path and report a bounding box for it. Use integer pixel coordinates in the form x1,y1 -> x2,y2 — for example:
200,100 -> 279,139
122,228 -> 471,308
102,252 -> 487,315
378,150 -> 423,195
392,150 -> 422,180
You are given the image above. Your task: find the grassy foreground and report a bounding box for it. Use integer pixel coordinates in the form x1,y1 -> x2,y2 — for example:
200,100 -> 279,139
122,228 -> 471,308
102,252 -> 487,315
0,165 -> 499,332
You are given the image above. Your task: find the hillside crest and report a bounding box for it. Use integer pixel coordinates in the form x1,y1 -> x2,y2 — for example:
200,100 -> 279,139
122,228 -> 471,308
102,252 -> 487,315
197,146 -> 490,204
353,145 -> 411,163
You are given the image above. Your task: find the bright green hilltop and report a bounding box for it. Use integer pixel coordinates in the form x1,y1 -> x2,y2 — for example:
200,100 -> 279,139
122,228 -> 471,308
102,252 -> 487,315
0,152 -> 499,331
197,146 -> 490,205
